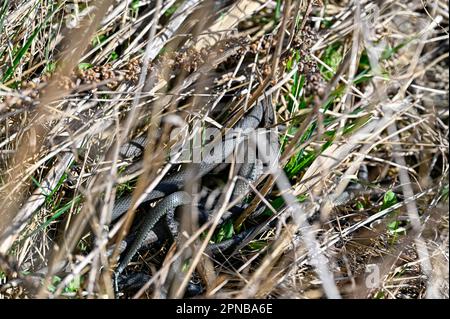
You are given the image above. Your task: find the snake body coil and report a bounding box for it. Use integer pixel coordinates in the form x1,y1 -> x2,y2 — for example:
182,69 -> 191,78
114,103 -> 267,274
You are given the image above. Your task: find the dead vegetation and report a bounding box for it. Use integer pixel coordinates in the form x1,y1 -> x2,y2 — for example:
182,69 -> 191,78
0,0 -> 448,299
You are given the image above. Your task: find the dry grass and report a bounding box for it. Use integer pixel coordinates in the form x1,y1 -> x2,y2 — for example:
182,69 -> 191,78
0,0 -> 448,299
